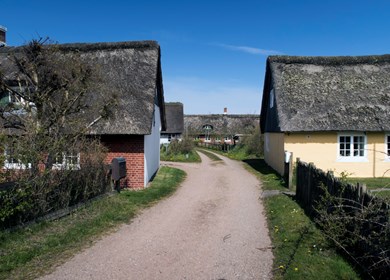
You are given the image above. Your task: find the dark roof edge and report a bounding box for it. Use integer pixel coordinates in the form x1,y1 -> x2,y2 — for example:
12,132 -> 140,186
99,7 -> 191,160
268,54 -> 390,65
0,40 -> 160,53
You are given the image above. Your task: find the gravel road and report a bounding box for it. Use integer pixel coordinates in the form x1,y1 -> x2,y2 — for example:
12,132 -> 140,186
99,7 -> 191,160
40,152 -> 273,280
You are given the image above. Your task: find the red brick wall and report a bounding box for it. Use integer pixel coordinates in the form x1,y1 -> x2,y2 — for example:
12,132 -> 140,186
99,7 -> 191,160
101,135 -> 145,189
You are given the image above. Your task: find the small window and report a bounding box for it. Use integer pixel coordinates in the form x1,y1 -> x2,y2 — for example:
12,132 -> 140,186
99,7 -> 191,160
269,89 -> 274,108
338,134 -> 366,161
3,144 -> 30,169
202,124 -> 213,131
386,134 -> 390,157
53,152 -> 80,170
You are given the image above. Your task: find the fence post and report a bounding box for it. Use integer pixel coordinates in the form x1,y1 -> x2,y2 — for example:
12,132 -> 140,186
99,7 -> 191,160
296,157 -> 301,200
284,151 -> 293,189
288,152 -> 293,190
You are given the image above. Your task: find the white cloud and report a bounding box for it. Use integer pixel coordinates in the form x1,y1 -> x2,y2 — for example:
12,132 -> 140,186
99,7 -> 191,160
214,43 -> 283,55
164,77 -> 262,114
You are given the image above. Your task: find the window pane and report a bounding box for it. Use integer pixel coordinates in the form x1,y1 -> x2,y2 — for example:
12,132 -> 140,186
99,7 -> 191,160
387,136 -> 390,156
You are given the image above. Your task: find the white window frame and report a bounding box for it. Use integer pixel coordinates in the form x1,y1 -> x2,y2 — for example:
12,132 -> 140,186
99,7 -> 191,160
3,146 -> 30,169
337,133 -> 368,162
204,134 -> 211,142
53,152 -> 80,170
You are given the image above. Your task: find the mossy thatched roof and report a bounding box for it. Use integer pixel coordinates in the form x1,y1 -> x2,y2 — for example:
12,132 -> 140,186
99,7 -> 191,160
0,40 -> 166,135
184,114 -> 259,136
261,55 -> 390,133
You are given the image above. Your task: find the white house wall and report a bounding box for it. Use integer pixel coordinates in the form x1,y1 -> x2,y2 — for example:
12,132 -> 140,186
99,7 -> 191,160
144,104 -> 161,186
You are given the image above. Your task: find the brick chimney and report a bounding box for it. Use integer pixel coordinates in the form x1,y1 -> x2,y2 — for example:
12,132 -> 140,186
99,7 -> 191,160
223,107 -> 228,115
0,26 -> 6,46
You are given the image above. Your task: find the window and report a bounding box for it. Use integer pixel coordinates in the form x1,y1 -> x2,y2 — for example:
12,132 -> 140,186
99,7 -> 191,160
3,144 -> 30,169
202,124 -> 213,131
270,89 -> 274,108
338,134 -> 366,161
386,134 -> 390,158
0,88 -> 26,106
205,135 -> 211,142
53,152 -> 80,170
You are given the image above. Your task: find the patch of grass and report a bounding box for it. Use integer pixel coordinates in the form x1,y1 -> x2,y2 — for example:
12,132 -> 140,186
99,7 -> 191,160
265,195 -> 360,280
217,145 -> 259,160
345,177 -> 390,190
372,191 -> 390,199
345,177 -> 390,200
243,159 -> 287,191
0,166 -> 186,280
243,159 -> 361,279
197,149 -> 222,161
160,150 -> 201,162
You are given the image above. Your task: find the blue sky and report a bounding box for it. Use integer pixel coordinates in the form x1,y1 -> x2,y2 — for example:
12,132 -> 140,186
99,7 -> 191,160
2,0 -> 390,114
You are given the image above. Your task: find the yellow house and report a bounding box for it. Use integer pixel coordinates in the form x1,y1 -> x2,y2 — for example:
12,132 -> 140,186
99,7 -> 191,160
260,55 -> 390,178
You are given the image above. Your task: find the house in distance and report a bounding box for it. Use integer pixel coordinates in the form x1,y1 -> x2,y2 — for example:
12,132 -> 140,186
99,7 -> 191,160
184,108 -> 259,145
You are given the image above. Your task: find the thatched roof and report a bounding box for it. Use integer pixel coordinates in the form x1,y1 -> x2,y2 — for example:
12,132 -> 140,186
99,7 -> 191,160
0,40 -> 166,135
184,114 -> 259,135
261,55 -> 390,133
162,102 -> 184,134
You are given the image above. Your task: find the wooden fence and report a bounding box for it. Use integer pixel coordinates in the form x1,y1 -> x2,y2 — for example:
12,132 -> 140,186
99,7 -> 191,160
296,159 -> 388,215
295,159 -> 389,279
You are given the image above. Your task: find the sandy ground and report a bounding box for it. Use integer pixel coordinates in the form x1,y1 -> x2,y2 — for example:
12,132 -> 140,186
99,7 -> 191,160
40,152 -> 273,280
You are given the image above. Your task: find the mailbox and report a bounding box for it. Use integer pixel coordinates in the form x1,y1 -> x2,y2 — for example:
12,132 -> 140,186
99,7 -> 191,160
111,157 -> 126,181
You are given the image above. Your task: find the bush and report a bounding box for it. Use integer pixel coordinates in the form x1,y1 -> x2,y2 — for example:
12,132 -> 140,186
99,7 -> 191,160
167,138 -> 194,155
241,125 -> 263,157
315,186 -> 389,279
0,139 -> 111,229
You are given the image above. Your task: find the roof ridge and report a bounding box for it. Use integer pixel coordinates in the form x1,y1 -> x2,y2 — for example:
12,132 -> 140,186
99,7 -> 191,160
0,40 -> 160,53
268,54 -> 390,65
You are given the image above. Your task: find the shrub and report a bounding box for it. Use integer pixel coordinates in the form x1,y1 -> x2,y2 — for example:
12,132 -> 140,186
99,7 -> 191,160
0,139 -> 111,229
241,125 -> 263,157
315,186 -> 389,279
165,138 -> 194,155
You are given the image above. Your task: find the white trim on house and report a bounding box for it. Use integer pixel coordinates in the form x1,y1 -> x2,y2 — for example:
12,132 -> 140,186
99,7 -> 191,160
337,133 -> 368,162
3,146 -> 31,169
144,103 -> 161,187
52,152 -> 81,170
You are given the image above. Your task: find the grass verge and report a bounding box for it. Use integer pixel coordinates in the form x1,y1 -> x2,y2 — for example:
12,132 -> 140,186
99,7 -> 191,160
0,166 -> 186,280
345,177 -> 390,199
196,149 -> 223,161
160,150 -> 201,162
242,159 -> 361,279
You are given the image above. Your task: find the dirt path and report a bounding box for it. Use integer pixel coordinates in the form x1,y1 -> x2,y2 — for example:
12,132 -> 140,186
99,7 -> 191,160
41,152 -> 273,280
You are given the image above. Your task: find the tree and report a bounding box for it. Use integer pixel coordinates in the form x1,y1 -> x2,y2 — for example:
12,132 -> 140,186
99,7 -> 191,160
0,38 -> 116,228
0,38 -> 115,171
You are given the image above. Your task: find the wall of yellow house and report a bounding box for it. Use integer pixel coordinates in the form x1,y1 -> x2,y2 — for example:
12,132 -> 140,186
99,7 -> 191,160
283,132 -> 390,178
264,132 -> 285,175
